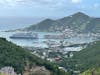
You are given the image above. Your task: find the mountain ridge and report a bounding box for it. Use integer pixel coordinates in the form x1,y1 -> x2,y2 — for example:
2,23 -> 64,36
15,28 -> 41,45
25,12 -> 100,33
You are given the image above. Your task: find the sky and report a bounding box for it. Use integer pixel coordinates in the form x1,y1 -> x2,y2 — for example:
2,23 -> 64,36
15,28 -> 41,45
0,0 -> 100,18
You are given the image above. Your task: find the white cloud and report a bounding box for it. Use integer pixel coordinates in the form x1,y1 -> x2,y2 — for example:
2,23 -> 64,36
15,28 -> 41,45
0,0 -> 68,8
0,0 -> 83,10
93,3 -> 99,8
0,0 -> 21,7
71,0 -> 82,4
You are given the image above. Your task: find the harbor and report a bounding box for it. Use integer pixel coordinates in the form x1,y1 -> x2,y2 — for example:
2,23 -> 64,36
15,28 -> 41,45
0,31 -> 97,47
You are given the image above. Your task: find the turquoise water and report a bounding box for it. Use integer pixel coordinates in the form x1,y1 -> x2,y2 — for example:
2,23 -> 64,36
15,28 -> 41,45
0,31 -> 95,48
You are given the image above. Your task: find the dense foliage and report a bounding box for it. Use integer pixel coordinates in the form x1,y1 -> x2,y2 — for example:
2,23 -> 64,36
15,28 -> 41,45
73,41 -> 100,71
1,37 -> 99,75
0,38 -> 68,75
80,67 -> 100,75
57,41 -> 100,75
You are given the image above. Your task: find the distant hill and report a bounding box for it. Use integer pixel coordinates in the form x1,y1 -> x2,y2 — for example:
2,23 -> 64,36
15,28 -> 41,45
25,12 -> 100,33
0,38 -> 68,75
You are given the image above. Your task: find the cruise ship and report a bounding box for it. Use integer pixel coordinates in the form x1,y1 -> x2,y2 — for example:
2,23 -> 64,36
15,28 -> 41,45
10,32 -> 38,39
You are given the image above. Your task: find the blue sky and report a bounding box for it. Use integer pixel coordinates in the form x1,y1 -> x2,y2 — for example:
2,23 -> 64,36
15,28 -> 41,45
0,0 -> 100,18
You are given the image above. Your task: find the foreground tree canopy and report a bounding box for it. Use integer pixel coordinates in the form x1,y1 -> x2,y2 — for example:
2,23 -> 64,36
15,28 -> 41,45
0,38 -> 68,75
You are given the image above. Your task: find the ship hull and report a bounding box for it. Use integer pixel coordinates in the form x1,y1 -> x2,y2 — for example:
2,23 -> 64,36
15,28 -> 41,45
10,36 -> 38,39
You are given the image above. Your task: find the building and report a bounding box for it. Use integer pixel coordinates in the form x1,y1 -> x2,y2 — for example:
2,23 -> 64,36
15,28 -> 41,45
0,67 -> 18,75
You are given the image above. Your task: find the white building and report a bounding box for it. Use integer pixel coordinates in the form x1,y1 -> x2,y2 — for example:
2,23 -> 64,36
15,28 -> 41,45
0,67 -> 18,75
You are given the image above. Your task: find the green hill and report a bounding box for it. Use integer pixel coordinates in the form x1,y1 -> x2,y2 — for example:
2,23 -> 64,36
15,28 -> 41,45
65,41 -> 100,75
73,41 -> 100,71
0,38 -> 68,75
57,41 -> 100,75
80,67 -> 100,75
25,12 -> 100,33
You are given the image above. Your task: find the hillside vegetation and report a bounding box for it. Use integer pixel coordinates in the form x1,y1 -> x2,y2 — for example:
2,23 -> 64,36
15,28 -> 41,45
64,41 -> 100,75
73,41 -> 100,71
80,67 -> 100,75
57,41 -> 100,75
0,38 -> 68,75
0,38 -> 100,75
